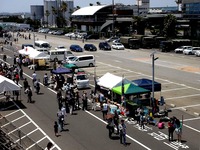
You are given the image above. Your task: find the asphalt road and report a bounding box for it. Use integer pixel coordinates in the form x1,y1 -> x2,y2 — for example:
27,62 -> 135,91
0,32 -> 200,150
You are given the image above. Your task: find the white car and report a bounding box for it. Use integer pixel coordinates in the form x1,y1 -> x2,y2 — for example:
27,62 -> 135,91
106,37 -> 120,42
55,46 -> 66,50
195,50 -> 200,57
183,47 -> 200,55
65,56 -> 76,62
174,46 -> 192,53
74,73 -> 89,89
111,43 -> 125,50
64,32 -> 73,37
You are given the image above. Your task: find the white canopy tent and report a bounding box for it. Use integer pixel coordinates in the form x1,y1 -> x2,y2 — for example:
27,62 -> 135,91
18,46 -> 37,56
29,51 -> 50,59
0,75 -> 20,93
97,72 -> 131,90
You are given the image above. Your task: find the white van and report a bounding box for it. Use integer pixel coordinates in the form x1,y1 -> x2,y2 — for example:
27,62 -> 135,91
34,40 -> 51,53
48,49 -> 73,62
68,55 -> 95,67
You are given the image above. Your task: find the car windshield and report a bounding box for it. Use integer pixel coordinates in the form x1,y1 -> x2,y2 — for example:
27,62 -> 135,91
77,75 -> 87,80
71,57 -> 78,61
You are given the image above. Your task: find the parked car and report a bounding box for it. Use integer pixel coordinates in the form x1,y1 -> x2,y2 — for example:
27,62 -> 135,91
174,46 -> 192,53
86,34 -> 99,40
183,47 -> 200,55
99,42 -> 111,50
73,73 -> 90,89
53,30 -> 64,35
106,36 -> 120,42
111,43 -> 125,50
112,39 -> 120,44
65,32 -> 73,37
195,50 -> 200,57
65,56 -> 76,62
70,44 -> 83,52
55,45 -> 66,50
84,44 -> 97,51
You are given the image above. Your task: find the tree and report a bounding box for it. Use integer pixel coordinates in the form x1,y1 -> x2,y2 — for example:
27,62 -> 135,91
60,1 -> 68,27
132,16 -> 146,35
51,6 -> 57,27
45,10 -> 50,27
89,3 -> 93,6
163,14 -> 177,38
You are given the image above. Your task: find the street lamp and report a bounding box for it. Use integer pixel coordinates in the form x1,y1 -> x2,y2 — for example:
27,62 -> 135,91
150,51 -> 159,107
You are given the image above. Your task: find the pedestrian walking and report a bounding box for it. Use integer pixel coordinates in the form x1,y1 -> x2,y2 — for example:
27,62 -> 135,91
54,121 -> 59,137
25,86 -> 32,103
57,109 -> 64,132
32,71 -> 37,84
113,110 -> 119,134
102,101 -> 108,120
23,78 -> 29,91
119,120 -> 127,145
107,118 -> 114,139
82,91 -> 88,110
174,118 -> 182,142
168,119 -> 175,141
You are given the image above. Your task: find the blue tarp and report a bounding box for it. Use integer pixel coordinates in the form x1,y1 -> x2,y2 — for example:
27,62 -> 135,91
51,67 -> 72,74
132,78 -> 161,92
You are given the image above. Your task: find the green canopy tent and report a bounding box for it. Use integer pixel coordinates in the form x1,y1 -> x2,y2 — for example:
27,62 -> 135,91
112,83 -> 150,95
63,63 -> 78,69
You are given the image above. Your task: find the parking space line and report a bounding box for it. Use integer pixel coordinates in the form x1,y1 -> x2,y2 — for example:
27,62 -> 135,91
183,117 -> 200,122
165,94 -> 200,100
4,110 -> 20,117
27,136 -> 47,150
183,124 -> 200,133
1,115 -> 25,128
11,101 -> 61,150
8,121 -> 31,135
171,104 -> 200,110
161,87 -> 190,92
14,128 -> 38,143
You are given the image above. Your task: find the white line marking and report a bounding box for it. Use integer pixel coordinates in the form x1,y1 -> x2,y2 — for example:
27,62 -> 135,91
114,60 -> 122,63
12,101 -> 61,150
1,115 -> 25,127
183,117 -> 200,122
85,110 -> 151,150
165,94 -> 200,100
170,104 -> 200,110
14,128 -> 38,143
183,124 -> 200,133
8,121 -> 31,135
26,136 -> 47,150
4,110 -> 20,117
163,142 -> 178,150
161,87 -> 190,92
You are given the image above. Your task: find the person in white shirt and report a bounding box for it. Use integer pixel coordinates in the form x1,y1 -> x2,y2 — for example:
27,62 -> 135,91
119,119 -> 127,145
32,71 -> 37,84
102,101 -> 108,120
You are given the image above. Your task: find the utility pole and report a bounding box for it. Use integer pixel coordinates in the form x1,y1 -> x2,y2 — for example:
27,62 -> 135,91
112,0 -> 115,36
150,51 -> 158,107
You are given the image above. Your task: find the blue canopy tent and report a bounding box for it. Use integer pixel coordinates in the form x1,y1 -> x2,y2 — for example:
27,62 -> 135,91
51,67 -> 72,74
132,78 -> 161,92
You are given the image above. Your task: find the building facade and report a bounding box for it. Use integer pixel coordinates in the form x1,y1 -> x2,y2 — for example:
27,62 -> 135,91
43,0 -> 74,26
30,5 -> 44,21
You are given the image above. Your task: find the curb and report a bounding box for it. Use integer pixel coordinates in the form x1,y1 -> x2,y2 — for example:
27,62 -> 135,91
194,112 -> 200,116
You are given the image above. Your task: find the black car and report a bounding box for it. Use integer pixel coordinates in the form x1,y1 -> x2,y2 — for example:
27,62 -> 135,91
99,42 -> 111,50
84,44 -> 97,51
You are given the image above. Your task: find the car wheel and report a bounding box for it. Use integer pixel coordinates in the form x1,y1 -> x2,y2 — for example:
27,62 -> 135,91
89,63 -> 94,67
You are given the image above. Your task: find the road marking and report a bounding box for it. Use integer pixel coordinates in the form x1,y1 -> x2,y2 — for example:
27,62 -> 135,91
1,115 -> 25,128
12,101 -> 62,150
171,104 -> 200,110
114,60 -> 121,63
8,121 -> 32,135
161,87 -> 190,92
86,110 -> 151,150
4,110 -> 20,117
165,94 -> 200,100
183,117 -> 200,122
27,136 -> 47,150
183,123 -> 200,133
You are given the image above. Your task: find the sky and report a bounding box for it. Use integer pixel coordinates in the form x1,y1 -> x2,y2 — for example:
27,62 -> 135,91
0,0 -> 177,13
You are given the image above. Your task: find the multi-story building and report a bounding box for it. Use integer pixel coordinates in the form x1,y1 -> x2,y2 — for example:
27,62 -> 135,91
30,5 -> 44,21
43,0 -> 73,26
182,0 -> 200,39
